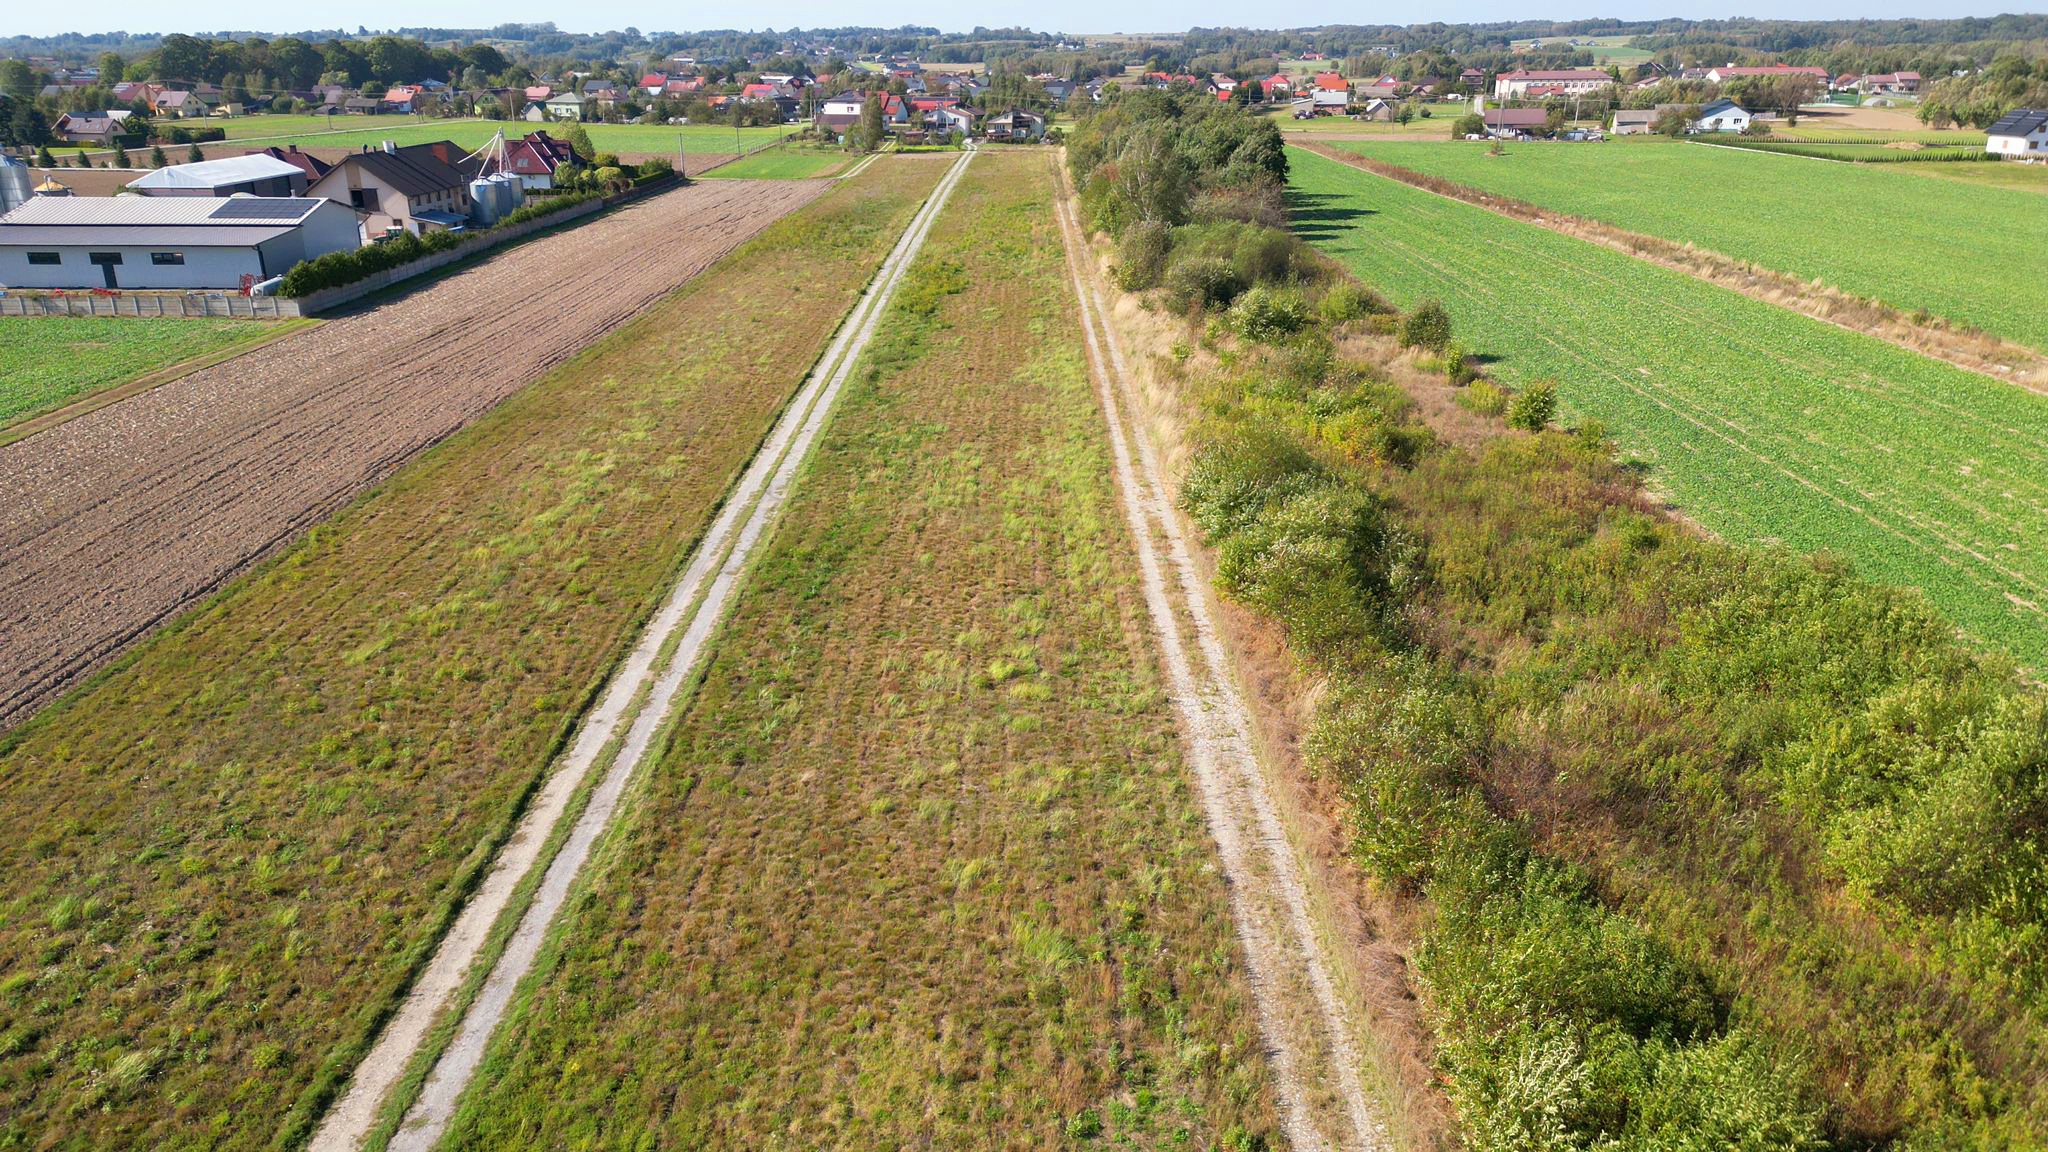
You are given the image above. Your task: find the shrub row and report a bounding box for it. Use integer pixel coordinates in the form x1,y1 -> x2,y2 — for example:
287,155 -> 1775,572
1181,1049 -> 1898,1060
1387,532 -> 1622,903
280,193 -> 598,297
1701,138 -> 1998,163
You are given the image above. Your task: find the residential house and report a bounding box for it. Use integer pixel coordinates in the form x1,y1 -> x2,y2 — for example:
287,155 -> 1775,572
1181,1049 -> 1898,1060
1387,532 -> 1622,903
1312,73 -> 1351,113
343,96 -> 383,115
1458,67 -> 1486,90
1691,98 -> 1751,132
305,141 -> 479,239
1986,108 -> 2048,158
540,92 -> 591,121
1354,75 -> 1402,101
0,195 -> 360,290
1355,98 -> 1395,122
927,105 -> 974,136
814,90 -> 866,140
128,154 -> 309,197
1860,71 -> 1921,95
51,112 -> 132,147
1610,108 -> 1657,134
638,73 -> 668,96
110,81 -> 160,106
1493,69 -> 1612,98
153,89 -> 210,118
1041,79 -> 1075,104
1260,73 -> 1293,100
984,108 -> 1045,141
382,85 -> 440,114
499,131 -> 578,189
525,84 -> 555,102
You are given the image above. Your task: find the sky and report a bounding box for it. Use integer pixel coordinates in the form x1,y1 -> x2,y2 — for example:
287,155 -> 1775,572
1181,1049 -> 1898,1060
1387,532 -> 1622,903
5,1 -> 2042,39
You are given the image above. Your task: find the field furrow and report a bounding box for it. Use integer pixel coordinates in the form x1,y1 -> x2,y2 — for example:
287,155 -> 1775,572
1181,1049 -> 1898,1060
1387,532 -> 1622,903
1335,139 -> 2048,352
432,150 -> 1280,1152
1289,146 -> 2048,666
0,156 -> 950,1151
0,178 -> 822,728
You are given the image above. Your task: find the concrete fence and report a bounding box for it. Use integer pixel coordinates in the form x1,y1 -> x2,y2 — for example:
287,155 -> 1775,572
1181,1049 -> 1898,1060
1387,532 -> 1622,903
0,292 -> 303,318
285,195 -> 609,314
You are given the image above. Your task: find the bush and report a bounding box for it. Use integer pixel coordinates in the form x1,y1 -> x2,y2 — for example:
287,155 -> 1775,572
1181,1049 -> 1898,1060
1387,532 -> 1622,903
1456,379 -> 1508,417
1163,255 -> 1242,312
1506,379 -> 1558,431
1452,113 -> 1485,139
1398,299 -> 1453,352
281,194 -> 596,297
1114,220 -> 1172,291
1443,340 -> 1475,384
1319,281 -> 1384,325
1229,286 -> 1311,343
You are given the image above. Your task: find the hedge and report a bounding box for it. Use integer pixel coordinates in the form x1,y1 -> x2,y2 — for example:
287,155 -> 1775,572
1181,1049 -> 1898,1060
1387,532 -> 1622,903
280,192 -> 598,297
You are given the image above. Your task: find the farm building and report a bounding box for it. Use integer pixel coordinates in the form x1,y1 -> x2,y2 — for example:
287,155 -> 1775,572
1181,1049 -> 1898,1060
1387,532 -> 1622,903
306,141 -> 479,239
128,154 -> 310,198
1482,108 -> 1549,137
1611,108 -> 1657,134
1986,109 -> 2048,158
1692,99 -> 1751,133
0,196 -> 359,290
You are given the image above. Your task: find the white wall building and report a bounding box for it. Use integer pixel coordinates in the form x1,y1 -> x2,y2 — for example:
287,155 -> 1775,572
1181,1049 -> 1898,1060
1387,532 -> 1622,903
127,154 -> 309,198
1691,99 -> 1752,133
1987,109 -> 2048,158
0,196 -> 359,290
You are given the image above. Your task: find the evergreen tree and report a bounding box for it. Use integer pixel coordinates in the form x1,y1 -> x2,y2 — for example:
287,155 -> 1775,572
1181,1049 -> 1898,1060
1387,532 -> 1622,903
149,145 -> 168,168
187,143 -> 205,163
111,144 -> 130,167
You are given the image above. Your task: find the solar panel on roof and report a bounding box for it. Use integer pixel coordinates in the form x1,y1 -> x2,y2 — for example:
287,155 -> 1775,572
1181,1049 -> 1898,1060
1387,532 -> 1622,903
208,199 -> 309,221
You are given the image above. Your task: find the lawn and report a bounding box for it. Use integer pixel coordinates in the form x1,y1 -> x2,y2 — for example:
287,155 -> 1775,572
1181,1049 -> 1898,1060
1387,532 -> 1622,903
145,117 -> 792,155
1334,137 -> 2048,351
1289,145 -> 2048,668
699,146 -> 849,179
0,316 -> 286,432
436,151 -> 1278,1150
0,156 -> 948,1152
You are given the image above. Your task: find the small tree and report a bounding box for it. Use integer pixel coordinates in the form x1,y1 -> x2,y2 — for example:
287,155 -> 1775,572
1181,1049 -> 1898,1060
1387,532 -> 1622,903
149,145 -> 168,168
1451,112 -> 1484,139
1654,105 -> 1696,137
36,143 -> 55,167
1398,299 -> 1452,352
187,143 -> 205,163
111,144 -> 130,168
563,122 -> 595,162
75,153 -> 92,168
1507,379 -> 1558,430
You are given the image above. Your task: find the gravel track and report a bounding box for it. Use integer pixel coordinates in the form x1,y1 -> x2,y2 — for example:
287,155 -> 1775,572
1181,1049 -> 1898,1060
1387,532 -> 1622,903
1056,179 -> 1388,1151
0,178 -> 824,729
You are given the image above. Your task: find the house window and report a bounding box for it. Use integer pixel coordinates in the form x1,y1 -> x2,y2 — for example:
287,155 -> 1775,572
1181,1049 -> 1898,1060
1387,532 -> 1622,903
151,252 -> 185,266
350,188 -> 380,212
26,251 -> 60,265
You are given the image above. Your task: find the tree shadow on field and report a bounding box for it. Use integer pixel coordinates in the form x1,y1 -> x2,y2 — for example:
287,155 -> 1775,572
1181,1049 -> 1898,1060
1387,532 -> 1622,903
1287,189 -> 1374,242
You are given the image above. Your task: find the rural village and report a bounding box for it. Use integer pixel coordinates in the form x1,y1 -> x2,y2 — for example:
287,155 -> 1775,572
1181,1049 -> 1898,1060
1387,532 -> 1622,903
2,12 -> 2048,1152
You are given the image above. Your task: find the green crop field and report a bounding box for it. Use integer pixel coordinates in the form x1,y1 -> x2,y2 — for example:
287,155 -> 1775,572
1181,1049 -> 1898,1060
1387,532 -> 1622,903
1335,138 -> 2048,351
699,147 -> 849,179
0,157 -> 948,1152
1774,125 -> 1986,145
0,317 -> 285,431
1289,146 -> 2048,667
437,152 -> 1276,1149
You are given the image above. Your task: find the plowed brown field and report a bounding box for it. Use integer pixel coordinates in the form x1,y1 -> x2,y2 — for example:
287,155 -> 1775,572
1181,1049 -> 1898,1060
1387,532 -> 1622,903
0,177 -> 823,727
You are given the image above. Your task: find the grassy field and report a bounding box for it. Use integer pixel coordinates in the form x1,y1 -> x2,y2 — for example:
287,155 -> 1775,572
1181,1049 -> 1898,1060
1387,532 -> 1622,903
1336,138 -> 2048,351
1288,145 -> 2048,667
1265,111 -> 1453,137
436,151 -> 1278,1150
0,317 -> 284,431
699,147 -> 849,179
40,117 -> 794,158
0,157 -> 947,1151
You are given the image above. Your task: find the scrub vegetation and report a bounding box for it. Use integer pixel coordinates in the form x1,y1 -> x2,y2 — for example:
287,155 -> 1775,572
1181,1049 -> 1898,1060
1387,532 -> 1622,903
0,317 -> 283,431
1287,145 -> 2048,669
1069,107 -> 2048,1147
0,157 -> 945,1152
1335,139 -> 2048,352
436,151 -> 1278,1151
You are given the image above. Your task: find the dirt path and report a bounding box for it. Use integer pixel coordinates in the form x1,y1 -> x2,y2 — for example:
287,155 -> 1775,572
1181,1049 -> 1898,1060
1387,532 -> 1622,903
1053,181 -> 1388,1150
308,151 -> 975,1152
0,178 -> 825,731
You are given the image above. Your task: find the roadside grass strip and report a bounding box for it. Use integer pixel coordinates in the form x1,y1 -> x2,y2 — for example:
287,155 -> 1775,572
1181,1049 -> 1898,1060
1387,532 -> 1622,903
0,157 -> 945,1152
1288,146 -> 2048,669
1055,176 -> 1390,1152
1334,139 -> 2048,353
432,152 -> 1281,1151
311,151 -> 976,1152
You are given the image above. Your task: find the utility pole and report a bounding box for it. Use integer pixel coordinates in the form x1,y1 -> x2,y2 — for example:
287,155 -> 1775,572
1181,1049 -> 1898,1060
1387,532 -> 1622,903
677,131 -> 687,183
